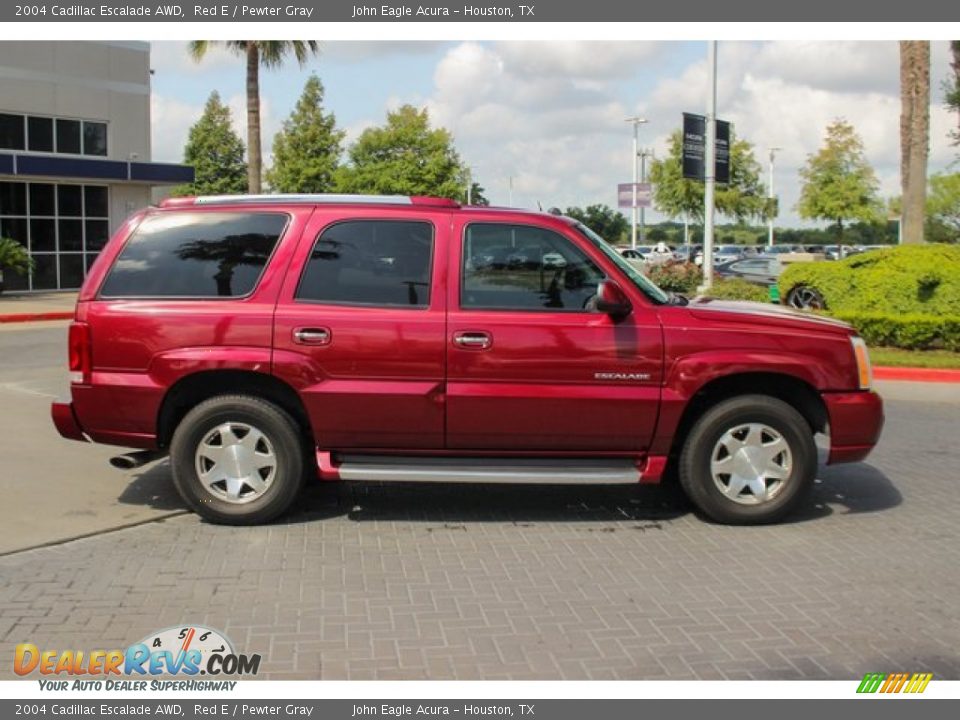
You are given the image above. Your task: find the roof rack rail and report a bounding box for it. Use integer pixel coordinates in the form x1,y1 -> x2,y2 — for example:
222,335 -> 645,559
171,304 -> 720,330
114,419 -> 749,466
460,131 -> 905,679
159,194 -> 460,208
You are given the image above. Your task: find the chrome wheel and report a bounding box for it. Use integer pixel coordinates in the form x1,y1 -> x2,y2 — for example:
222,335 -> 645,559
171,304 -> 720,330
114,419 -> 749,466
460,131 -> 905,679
787,286 -> 825,310
710,423 -> 792,506
194,422 -> 277,504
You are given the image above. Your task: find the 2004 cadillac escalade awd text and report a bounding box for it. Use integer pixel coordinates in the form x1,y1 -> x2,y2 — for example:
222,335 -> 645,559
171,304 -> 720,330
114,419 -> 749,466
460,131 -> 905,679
51,194 -> 884,525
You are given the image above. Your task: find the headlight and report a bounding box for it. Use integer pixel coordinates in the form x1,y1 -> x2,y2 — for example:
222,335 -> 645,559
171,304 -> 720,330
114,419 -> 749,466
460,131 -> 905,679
850,336 -> 873,390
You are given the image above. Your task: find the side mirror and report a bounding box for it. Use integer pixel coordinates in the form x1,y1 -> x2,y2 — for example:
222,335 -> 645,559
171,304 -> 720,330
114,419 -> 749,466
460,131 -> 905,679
595,280 -> 632,318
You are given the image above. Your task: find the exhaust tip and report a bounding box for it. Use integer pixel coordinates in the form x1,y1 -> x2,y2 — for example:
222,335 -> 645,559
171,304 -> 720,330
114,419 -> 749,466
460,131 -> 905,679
109,455 -> 138,470
109,450 -> 165,471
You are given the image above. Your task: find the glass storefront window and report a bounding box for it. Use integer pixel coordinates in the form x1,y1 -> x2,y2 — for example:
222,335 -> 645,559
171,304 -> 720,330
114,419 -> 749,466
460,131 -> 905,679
0,181 -> 110,290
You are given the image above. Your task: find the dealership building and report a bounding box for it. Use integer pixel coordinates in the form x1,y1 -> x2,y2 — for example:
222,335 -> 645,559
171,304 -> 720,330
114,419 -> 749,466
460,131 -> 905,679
0,41 -> 193,291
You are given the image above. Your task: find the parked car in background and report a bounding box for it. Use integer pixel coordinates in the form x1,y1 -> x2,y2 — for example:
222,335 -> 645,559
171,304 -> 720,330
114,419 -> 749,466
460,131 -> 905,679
672,244 -> 702,262
762,245 -> 804,256
712,245 -> 746,265
52,194 -> 884,527
618,247 -> 651,267
714,257 -> 784,287
823,245 -> 865,261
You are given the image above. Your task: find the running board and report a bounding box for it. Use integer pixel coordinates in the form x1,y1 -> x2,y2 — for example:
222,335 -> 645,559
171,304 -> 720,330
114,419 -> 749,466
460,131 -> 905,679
323,454 -> 643,485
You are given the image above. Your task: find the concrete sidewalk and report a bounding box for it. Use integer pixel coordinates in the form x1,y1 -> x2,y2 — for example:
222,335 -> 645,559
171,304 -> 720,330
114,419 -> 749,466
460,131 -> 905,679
0,291 -> 77,322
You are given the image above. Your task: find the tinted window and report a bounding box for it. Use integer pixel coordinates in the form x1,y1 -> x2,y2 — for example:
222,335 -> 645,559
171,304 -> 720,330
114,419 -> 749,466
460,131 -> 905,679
296,221 -> 433,307
57,185 -> 83,217
55,119 -> 81,154
0,113 -> 24,150
100,212 -> 287,298
84,186 -> 108,217
83,122 -> 108,156
30,219 -> 55,252
85,219 -> 109,251
29,184 -> 55,216
0,182 -> 26,216
462,224 -> 604,311
28,116 -> 53,152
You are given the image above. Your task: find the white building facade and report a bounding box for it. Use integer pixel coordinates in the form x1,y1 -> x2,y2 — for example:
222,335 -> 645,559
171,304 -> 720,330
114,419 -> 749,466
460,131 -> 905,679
0,41 -> 192,291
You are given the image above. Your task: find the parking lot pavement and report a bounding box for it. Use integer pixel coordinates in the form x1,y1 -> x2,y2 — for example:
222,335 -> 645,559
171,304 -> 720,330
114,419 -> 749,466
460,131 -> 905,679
1,361 -> 959,680
0,323 -> 185,555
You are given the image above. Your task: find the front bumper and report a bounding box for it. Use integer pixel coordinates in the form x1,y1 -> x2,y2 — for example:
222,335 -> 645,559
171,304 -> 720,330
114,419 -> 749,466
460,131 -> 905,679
51,400 -> 87,442
824,390 -> 884,464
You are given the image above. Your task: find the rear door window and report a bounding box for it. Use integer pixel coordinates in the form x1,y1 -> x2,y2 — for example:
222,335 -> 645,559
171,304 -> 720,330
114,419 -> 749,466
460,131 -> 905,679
99,212 -> 287,298
296,220 -> 434,308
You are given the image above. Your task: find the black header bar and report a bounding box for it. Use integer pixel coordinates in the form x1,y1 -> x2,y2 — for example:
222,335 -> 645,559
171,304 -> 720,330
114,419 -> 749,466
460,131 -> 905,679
2,0 -> 954,23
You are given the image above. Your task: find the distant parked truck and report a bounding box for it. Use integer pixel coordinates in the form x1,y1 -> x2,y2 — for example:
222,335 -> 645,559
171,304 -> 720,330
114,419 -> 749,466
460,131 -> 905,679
52,195 -> 884,526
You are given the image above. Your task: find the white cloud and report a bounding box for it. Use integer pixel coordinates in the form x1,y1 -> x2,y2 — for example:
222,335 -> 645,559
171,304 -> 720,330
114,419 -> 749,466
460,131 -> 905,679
405,40 -> 957,226
321,41 -> 447,61
151,94 -> 201,163
151,92 -> 278,167
150,42 -> 238,77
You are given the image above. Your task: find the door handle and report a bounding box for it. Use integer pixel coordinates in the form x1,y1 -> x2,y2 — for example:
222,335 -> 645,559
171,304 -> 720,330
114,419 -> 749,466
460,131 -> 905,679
293,327 -> 331,345
453,331 -> 492,350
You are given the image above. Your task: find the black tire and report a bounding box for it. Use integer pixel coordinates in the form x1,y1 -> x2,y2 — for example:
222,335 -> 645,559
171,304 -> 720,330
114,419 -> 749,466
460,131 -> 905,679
786,285 -> 826,311
170,395 -> 305,525
678,395 -> 816,525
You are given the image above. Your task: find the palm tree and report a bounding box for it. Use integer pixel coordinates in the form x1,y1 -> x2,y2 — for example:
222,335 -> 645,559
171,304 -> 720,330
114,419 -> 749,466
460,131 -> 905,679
899,41 -> 930,244
188,41 -> 319,194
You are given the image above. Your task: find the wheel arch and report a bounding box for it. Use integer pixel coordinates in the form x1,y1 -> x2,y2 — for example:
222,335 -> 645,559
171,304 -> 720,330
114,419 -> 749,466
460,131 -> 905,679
156,370 -> 313,449
669,371 -> 828,461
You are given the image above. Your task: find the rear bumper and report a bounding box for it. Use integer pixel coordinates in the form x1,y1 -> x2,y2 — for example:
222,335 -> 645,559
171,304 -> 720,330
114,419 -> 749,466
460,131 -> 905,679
51,400 -> 87,442
824,390 -> 884,464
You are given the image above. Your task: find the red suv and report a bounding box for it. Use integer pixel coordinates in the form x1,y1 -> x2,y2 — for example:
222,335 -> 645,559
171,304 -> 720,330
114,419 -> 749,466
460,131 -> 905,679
51,195 -> 884,525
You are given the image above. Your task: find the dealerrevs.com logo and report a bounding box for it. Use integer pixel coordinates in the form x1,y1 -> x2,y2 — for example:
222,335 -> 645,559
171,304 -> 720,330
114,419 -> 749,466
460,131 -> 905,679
14,625 -> 260,689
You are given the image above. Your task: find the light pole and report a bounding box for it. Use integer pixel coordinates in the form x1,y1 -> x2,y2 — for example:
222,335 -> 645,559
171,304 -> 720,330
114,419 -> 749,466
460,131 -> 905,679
767,147 -> 781,247
639,148 -> 654,245
625,116 -> 648,249
701,41 -> 718,291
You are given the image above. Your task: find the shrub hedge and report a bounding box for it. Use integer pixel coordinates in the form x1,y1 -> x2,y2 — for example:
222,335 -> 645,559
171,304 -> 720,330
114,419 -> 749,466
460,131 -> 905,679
704,278 -> 771,303
646,260 -> 701,294
778,244 -> 960,315
828,311 -> 960,352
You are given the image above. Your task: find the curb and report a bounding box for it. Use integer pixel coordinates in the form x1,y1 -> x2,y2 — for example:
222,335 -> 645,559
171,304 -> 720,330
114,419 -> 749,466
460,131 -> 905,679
0,312 -> 74,324
874,366 -> 960,383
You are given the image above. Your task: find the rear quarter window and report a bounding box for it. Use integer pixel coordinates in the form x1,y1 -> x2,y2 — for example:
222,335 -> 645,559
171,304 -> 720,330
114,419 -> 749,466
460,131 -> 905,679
99,211 -> 287,298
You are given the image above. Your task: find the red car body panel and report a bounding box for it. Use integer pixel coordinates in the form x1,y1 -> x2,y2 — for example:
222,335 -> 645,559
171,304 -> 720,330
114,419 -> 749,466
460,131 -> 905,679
52,198 -> 884,476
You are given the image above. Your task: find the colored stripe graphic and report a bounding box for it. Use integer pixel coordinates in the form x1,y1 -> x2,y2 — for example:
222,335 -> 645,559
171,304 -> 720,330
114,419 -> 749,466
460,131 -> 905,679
857,672 -> 932,694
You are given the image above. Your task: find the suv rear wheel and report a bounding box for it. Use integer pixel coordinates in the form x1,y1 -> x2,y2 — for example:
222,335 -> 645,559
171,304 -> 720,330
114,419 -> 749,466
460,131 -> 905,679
678,395 -> 816,524
170,395 -> 305,525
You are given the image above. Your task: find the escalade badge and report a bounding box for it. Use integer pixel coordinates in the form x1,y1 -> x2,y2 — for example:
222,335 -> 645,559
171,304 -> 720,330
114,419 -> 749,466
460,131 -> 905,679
594,372 -> 650,381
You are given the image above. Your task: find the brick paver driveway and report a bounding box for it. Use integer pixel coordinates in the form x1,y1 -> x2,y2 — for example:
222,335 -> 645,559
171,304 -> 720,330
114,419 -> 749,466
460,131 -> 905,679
1,393 -> 958,680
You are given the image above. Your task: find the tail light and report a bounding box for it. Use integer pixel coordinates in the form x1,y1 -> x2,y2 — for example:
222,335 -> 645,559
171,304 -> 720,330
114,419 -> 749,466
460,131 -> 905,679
68,322 -> 91,385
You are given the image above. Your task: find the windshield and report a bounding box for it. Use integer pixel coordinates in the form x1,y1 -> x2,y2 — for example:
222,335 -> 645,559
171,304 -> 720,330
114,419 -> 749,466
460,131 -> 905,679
573,223 -> 670,305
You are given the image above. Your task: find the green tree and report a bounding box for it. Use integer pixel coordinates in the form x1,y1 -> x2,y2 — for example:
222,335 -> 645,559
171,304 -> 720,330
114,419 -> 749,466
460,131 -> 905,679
797,119 -> 882,242
0,237 -> 33,294
335,105 -> 474,202
945,41 -> 960,146
266,75 -> 344,193
648,130 -> 768,224
927,173 -> 960,241
564,204 -> 628,243
175,91 -> 247,197
900,41 -> 930,244
189,41 -> 320,194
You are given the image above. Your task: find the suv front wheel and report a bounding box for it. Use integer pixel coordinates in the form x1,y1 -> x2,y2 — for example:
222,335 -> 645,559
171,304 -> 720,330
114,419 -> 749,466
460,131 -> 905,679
170,395 -> 305,525
678,395 -> 816,524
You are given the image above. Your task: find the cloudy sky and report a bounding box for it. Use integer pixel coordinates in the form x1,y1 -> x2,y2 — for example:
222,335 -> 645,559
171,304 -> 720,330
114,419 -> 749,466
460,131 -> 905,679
149,40 -> 958,227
